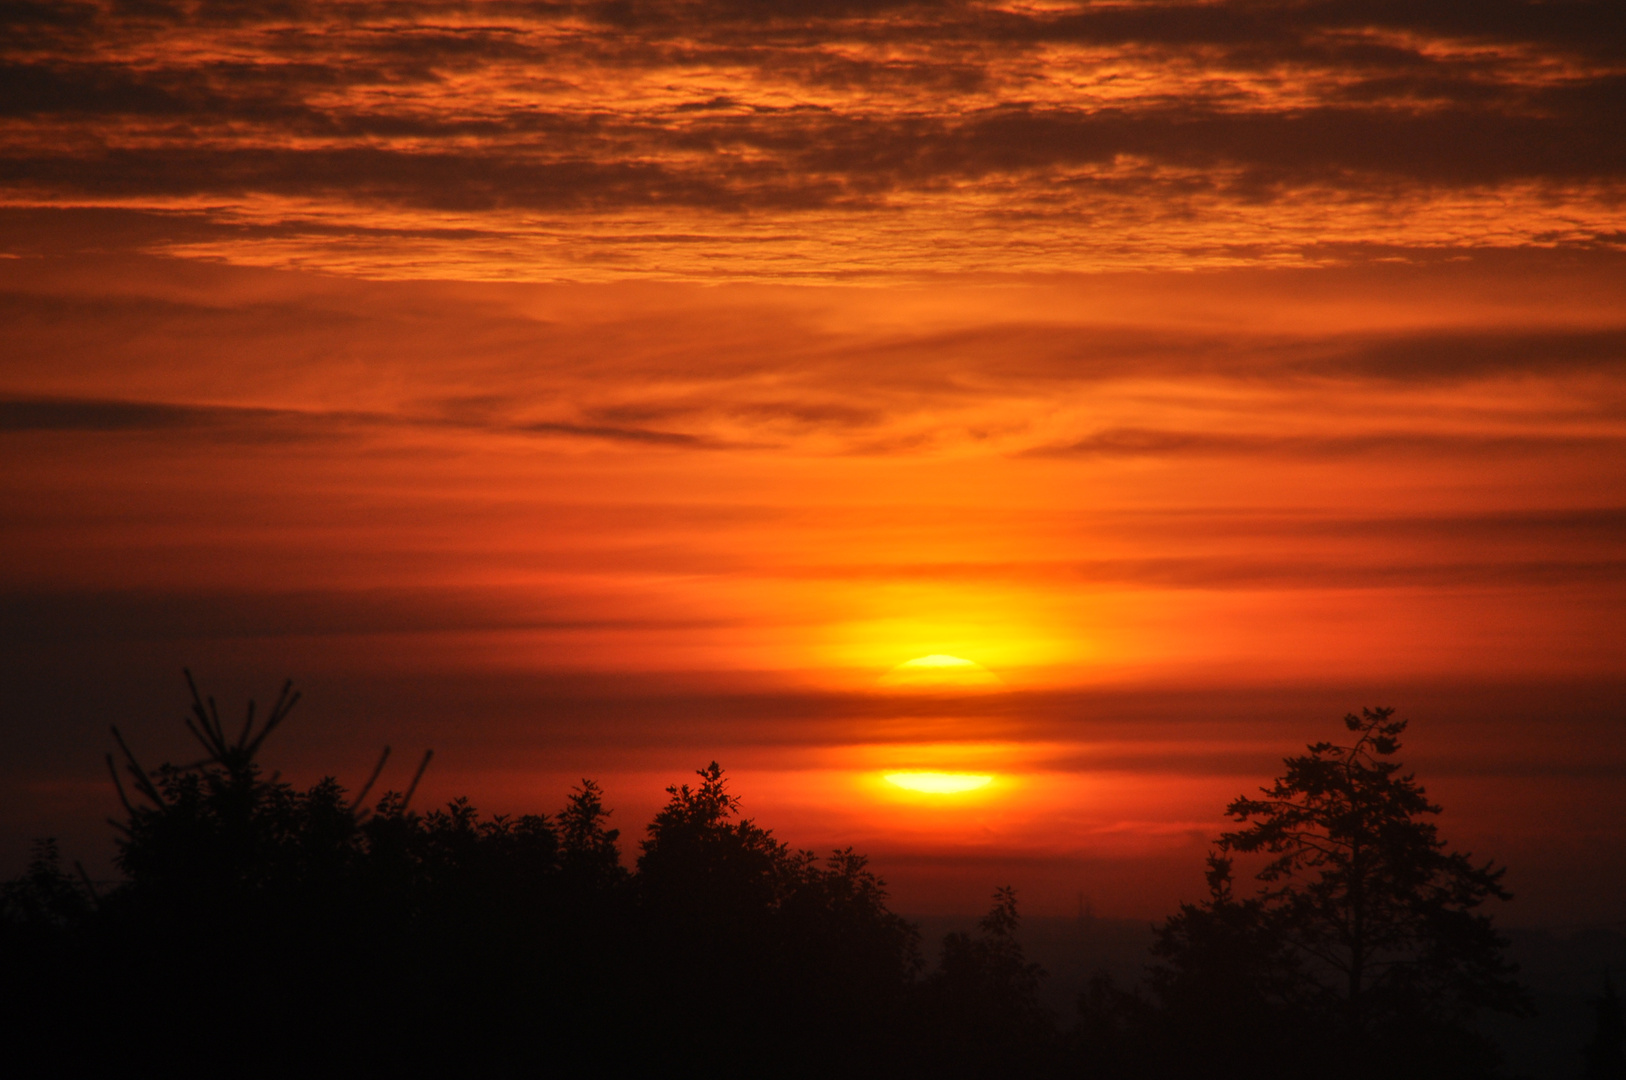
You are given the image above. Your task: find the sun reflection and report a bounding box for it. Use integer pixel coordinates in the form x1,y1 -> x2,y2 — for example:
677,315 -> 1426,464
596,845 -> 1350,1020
883,772 -> 995,794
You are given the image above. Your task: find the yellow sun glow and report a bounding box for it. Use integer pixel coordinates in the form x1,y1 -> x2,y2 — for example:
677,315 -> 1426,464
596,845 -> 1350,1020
883,772 -> 995,794
877,654 -> 1003,689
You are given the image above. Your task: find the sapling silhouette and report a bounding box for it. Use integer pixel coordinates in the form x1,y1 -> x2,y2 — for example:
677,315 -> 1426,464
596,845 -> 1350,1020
0,839 -> 94,930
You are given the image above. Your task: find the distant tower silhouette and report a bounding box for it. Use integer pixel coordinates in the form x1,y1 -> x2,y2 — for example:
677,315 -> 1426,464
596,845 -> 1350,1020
1586,971 -> 1626,1080
1075,891 -> 1095,947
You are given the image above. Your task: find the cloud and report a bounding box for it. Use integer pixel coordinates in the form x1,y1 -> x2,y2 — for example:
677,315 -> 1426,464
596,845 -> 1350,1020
0,393 -> 731,448
5,256 -> 1626,467
3,0 -> 1624,276
1318,327 -> 1626,380
0,396 -> 361,443
1026,428 -> 1626,461
770,555 -> 1626,591
515,420 -> 710,446
6,104 -> 1621,209
0,396 -> 221,431
0,586 -> 736,645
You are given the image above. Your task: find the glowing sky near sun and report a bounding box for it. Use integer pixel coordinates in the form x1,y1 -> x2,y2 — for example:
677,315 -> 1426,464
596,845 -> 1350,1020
2,0 -> 1625,921
885,773 -> 995,795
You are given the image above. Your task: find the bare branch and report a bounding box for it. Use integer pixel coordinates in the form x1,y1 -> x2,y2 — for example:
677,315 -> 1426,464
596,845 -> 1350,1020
245,681 -> 299,757
105,752 -> 135,817
183,668 -> 231,758
206,695 -> 223,750
401,749 -> 434,810
350,746 -> 391,816
182,717 -> 219,761
109,726 -> 163,807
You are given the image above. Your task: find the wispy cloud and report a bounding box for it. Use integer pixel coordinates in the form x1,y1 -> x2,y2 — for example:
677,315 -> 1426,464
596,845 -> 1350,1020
1026,428 -> 1626,460
3,0 -> 1622,277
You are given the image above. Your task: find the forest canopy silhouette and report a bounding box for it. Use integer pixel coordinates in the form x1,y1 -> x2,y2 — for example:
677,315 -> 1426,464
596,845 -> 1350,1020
1,677 -> 1549,1078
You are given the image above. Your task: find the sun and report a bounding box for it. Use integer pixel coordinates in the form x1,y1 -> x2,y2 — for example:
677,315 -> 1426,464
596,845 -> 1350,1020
877,654 -> 1003,690
883,772 -> 994,794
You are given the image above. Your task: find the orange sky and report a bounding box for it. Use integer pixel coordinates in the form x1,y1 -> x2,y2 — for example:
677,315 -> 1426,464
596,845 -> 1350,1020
3,0 -> 1624,922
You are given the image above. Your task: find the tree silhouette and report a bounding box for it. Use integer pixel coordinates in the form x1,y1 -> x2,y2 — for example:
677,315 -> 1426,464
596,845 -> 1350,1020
638,760 -> 795,912
1587,972 -> 1626,1080
0,674 -> 641,1076
1150,707 -> 1527,1079
9,681 -> 1553,1080
631,761 -> 922,1075
558,777 -> 626,887
922,887 -> 1061,1078
0,682 -> 927,1078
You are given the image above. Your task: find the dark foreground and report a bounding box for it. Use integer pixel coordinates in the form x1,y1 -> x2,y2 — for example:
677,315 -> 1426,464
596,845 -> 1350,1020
4,681 -> 1622,1079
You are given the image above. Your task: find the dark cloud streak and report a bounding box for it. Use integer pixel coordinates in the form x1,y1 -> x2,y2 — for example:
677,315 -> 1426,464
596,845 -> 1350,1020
0,394 -> 729,448
1027,428 -> 1626,461
0,586 -> 736,644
